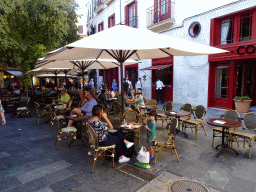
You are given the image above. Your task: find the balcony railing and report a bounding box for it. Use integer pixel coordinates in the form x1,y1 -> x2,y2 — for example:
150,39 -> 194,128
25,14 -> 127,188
123,16 -> 138,28
146,0 -> 174,32
94,0 -> 105,13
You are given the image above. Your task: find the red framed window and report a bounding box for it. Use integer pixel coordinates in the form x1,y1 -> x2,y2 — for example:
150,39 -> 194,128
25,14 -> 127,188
216,9 -> 255,46
98,22 -> 104,32
108,14 -> 115,28
125,1 -> 137,28
219,18 -> 234,45
214,66 -> 229,98
239,12 -> 252,42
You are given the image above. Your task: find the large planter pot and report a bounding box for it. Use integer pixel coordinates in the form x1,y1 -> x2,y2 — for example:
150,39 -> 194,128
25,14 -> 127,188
233,99 -> 252,113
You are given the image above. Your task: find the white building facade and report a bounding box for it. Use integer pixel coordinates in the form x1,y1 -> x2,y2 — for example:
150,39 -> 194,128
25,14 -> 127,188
86,0 -> 256,109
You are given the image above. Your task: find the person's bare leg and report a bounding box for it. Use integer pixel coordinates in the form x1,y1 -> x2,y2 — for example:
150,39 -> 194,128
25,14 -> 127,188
67,108 -> 81,127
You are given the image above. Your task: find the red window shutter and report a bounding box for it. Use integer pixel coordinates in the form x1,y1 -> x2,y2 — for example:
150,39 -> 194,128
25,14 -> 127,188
113,13 -> 115,26
125,5 -> 128,25
98,24 -> 100,32
154,0 -> 159,24
108,17 -> 110,28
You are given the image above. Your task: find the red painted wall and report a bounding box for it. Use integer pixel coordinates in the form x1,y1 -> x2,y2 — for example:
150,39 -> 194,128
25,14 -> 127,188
208,8 -> 256,109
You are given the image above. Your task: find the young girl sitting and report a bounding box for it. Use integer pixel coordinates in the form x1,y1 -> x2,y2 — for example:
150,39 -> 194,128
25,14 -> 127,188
143,110 -> 157,160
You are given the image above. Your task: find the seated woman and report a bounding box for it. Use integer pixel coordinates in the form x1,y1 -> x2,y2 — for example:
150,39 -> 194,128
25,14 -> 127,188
88,105 -> 133,163
131,89 -> 144,112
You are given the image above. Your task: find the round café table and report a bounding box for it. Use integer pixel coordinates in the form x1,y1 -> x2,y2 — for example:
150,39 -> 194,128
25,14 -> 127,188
164,110 -> 191,137
119,124 -> 143,155
140,105 -> 159,110
207,118 -> 242,157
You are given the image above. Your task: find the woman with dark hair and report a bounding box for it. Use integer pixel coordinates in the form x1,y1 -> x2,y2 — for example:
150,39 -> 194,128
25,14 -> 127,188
88,105 -> 133,163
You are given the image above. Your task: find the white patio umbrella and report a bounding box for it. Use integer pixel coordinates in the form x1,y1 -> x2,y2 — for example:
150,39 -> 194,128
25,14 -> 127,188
28,68 -> 80,86
33,58 -> 139,90
42,25 -> 229,114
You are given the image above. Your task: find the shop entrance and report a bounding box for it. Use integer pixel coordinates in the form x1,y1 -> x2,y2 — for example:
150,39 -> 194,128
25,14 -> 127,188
208,59 -> 256,109
235,59 -> 256,106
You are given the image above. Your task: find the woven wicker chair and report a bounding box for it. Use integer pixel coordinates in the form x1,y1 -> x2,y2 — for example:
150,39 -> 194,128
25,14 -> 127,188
54,111 -> 77,150
145,99 -> 157,106
122,110 -> 141,147
182,105 -> 207,139
112,100 -> 122,123
123,110 -> 139,124
230,112 -> 256,158
48,105 -> 65,131
157,101 -> 173,129
16,97 -> 31,117
154,118 -> 179,164
212,110 -> 240,147
84,123 -> 115,172
179,103 -> 193,131
34,102 -> 48,125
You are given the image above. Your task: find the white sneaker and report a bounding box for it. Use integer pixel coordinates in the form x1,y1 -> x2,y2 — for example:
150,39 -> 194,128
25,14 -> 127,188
118,156 -> 130,163
126,142 -> 134,149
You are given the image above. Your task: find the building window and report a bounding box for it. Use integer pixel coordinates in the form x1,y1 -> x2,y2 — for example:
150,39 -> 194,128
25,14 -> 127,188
128,2 -> 136,27
78,25 -> 83,34
125,1 -> 137,28
108,14 -> 115,28
219,18 -> 234,45
215,66 -> 229,98
98,22 -> 104,32
239,12 -> 252,42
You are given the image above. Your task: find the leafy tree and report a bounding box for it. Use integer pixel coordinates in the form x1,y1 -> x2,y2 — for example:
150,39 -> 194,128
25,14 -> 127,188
0,0 -> 80,86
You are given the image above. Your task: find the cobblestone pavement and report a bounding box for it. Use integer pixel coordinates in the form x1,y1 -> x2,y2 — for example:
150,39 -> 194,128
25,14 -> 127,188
0,103 -> 256,192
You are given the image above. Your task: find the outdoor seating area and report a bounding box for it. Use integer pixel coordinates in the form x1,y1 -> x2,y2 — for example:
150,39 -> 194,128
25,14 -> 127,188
1,101 -> 256,191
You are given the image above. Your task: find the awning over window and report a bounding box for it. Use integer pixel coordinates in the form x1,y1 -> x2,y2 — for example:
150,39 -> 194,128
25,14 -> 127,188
140,64 -> 172,70
6,70 -> 22,77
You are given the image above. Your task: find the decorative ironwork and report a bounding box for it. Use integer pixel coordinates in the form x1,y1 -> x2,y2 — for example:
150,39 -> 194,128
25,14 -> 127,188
94,0 -> 104,10
147,0 -> 172,27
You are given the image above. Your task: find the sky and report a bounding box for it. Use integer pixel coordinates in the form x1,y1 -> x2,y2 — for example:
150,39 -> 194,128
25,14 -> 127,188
75,0 -> 238,25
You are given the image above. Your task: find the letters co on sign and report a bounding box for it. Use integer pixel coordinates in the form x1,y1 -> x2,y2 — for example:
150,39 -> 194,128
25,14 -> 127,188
237,45 -> 256,55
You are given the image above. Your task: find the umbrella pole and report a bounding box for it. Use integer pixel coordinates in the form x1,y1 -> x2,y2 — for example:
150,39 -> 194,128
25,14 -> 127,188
82,70 -> 85,91
65,72 -> 67,89
120,61 -> 124,116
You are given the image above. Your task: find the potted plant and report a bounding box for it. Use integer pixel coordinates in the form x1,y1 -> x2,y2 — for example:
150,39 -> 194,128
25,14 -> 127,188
233,96 -> 252,113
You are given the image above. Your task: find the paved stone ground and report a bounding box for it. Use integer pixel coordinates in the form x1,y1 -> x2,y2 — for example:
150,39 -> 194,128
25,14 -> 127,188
0,103 -> 256,192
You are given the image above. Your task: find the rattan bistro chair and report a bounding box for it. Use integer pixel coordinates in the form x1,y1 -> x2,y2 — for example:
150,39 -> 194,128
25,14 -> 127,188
112,100 -> 122,123
182,105 -> 207,139
157,101 -> 173,129
212,110 -> 240,147
16,97 -> 31,117
48,105 -> 65,131
154,118 -> 179,164
122,110 -> 141,147
145,99 -> 157,106
122,110 -> 139,124
84,123 -> 115,173
54,111 -> 77,150
34,102 -> 48,125
179,103 -> 193,131
230,113 -> 256,158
